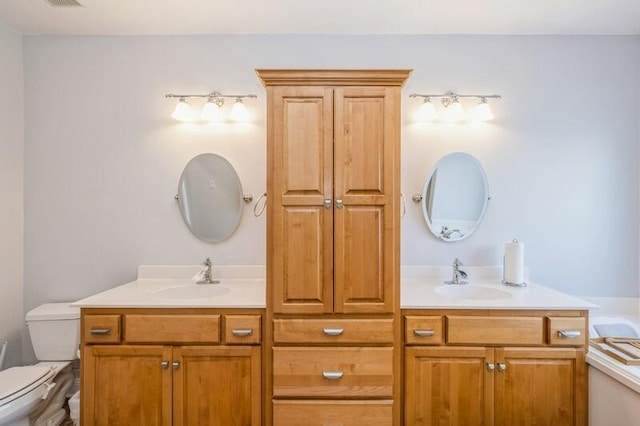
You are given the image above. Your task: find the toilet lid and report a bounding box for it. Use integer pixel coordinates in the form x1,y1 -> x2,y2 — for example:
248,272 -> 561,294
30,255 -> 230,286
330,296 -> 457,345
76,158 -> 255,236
0,366 -> 53,406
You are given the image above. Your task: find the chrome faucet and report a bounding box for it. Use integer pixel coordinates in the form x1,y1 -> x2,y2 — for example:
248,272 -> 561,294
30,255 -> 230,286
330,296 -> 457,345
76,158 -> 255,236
195,258 -> 218,284
445,258 -> 468,285
440,226 -> 464,240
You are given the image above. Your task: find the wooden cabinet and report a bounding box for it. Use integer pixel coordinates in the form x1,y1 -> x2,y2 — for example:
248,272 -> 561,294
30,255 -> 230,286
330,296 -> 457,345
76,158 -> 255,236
81,309 -> 262,426
258,69 -> 411,426
403,310 -> 588,426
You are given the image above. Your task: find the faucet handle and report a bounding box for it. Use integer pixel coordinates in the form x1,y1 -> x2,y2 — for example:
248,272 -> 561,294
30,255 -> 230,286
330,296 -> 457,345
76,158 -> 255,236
453,257 -> 463,267
203,257 -> 212,267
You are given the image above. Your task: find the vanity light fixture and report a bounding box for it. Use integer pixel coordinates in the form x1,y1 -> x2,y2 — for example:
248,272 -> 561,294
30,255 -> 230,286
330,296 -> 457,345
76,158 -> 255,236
165,91 -> 257,123
409,92 -> 501,123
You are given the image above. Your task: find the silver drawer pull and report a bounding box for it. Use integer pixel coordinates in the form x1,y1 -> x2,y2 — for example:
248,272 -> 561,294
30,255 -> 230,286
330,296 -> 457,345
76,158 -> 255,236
487,363 -> 495,372
413,329 -> 435,337
232,329 -> 254,337
322,328 -> 344,336
322,371 -> 344,380
90,328 -> 112,336
497,363 -> 506,372
161,361 -> 169,369
558,330 -> 582,339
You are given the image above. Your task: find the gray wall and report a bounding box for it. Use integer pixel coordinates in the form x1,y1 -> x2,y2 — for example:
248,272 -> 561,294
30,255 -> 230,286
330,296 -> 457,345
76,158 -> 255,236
0,20 -> 23,369
19,36 -> 640,360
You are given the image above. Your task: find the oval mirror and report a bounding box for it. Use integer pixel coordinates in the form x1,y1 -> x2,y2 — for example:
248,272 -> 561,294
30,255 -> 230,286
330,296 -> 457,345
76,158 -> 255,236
176,153 -> 244,243
421,152 -> 489,241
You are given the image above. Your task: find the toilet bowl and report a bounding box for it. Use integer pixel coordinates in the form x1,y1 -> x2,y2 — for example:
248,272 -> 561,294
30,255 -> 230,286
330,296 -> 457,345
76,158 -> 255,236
0,303 -> 79,426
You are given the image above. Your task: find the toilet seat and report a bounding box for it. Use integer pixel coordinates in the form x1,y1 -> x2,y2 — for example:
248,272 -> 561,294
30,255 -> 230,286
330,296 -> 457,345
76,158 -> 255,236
0,366 -> 56,407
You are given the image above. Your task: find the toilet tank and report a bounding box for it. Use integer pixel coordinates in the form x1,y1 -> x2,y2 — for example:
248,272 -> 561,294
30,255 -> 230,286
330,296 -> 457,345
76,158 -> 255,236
26,303 -> 80,361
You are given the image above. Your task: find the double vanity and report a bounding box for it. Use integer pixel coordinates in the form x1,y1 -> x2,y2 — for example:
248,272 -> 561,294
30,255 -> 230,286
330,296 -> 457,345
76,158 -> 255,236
75,70 -> 594,426
74,264 -> 594,426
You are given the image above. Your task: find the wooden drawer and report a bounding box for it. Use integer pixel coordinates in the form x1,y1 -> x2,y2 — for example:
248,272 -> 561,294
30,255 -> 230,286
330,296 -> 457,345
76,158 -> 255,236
273,400 -> 393,426
83,314 -> 121,344
125,314 -> 220,343
272,347 -> 393,398
224,315 -> 261,344
273,318 -> 394,344
548,317 -> 586,346
447,315 -> 544,345
405,316 -> 443,345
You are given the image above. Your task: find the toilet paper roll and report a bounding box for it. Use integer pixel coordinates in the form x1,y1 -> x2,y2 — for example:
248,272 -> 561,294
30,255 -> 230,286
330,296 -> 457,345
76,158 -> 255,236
504,240 -> 525,284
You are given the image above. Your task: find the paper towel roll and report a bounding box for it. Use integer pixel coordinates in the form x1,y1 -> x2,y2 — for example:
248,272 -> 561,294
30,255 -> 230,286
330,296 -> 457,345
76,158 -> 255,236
504,240 -> 525,284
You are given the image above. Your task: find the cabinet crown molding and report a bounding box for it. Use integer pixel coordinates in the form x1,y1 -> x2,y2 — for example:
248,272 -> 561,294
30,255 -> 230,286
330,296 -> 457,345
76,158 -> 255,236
256,69 -> 412,87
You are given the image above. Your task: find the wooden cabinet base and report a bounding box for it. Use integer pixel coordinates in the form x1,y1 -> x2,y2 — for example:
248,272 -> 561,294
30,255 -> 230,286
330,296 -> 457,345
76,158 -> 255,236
273,400 -> 393,426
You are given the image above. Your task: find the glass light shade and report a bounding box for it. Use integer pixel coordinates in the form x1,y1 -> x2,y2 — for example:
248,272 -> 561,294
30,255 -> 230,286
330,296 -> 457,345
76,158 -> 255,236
442,100 -> 464,122
473,101 -> 495,121
201,100 -> 226,122
171,99 -> 195,122
228,99 -> 250,122
416,99 -> 437,122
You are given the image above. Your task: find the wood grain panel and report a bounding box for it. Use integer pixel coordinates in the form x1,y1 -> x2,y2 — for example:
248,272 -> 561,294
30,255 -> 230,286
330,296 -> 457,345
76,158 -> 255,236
495,347 -> 580,426
224,315 -> 261,345
273,400 -> 393,426
273,318 -> 393,344
272,347 -> 393,398
405,347 -> 494,426
82,345 -> 172,426
548,316 -> 587,346
173,346 -> 261,426
125,314 -> 220,343
447,316 -> 544,346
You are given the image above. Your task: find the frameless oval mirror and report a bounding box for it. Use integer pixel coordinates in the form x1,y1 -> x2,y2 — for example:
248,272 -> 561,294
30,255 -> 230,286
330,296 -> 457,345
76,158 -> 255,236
421,152 -> 489,241
176,153 -> 244,243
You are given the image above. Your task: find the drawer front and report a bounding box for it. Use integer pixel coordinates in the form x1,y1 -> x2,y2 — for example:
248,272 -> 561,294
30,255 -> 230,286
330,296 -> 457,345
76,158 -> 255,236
225,315 -> 261,344
447,316 -> 544,345
273,400 -> 393,426
405,316 -> 443,345
273,347 -> 393,398
83,314 -> 121,344
125,314 -> 220,343
548,317 -> 586,346
273,318 -> 394,344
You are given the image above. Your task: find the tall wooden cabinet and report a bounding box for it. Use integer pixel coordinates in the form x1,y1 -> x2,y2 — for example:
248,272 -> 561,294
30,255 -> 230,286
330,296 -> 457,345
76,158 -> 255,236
258,69 -> 411,426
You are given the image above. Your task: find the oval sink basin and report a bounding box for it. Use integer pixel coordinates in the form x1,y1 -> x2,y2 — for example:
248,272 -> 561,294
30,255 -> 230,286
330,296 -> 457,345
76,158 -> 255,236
154,285 -> 230,300
434,285 -> 512,300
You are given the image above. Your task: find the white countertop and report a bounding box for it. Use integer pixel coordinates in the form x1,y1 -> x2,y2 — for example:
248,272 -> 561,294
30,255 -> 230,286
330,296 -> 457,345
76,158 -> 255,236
72,265 -> 266,308
401,266 -> 596,310
71,264 -> 595,310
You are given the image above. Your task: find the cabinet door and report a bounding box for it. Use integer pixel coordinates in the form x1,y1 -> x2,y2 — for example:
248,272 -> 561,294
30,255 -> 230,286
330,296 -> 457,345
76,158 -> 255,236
173,346 -> 261,426
333,87 -> 399,313
269,86 -> 334,314
405,347 -> 494,426
82,345 -> 172,426
494,348 -> 586,426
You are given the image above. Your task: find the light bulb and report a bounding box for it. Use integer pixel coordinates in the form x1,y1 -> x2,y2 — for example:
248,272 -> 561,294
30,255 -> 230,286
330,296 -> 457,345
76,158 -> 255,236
442,99 -> 464,123
228,98 -> 250,122
171,98 -> 195,122
473,98 -> 494,122
201,98 -> 225,122
416,98 -> 437,122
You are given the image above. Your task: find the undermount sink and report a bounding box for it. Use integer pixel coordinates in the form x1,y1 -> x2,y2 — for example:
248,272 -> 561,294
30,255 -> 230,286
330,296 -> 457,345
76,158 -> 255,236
434,285 -> 512,300
153,284 -> 230,300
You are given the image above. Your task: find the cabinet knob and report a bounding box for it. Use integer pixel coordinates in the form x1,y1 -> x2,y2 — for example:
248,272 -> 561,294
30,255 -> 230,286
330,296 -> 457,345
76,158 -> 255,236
172,361 -> 180,370
322,371 -> 344,380
413,329 -> 435,337
497,363 -> 506,372
335,199 -> 343,209
322,328 -> 344,336
558,330 -> 582,339
324,199 -> 332,209
486,363 -> 495,372
161,361 -> 169,369
232,328 -> 254,337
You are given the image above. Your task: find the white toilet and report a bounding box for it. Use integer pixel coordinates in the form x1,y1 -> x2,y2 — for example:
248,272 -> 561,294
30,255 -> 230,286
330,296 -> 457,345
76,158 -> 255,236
0,303 -> 80,426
